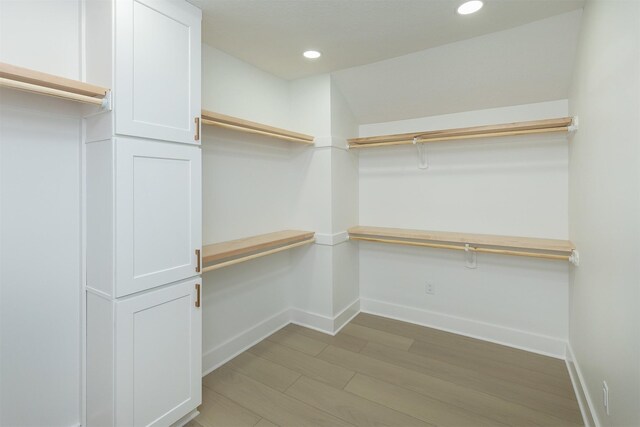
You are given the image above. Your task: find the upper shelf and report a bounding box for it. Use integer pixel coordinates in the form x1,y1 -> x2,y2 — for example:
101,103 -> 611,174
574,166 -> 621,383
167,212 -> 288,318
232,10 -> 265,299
202,230 -> 315,272
0,62 -> 109,106
347,117 -> 574,149
201,110 -> 315,145
348,226 -> 575,261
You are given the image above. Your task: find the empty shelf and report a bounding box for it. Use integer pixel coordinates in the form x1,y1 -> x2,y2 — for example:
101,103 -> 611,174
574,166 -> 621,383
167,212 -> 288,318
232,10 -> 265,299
202,230 -> 315,272
0,62 -> 109,106
201,110 -> 315,144
347,117 -> 573,149
348,226 -> 575,261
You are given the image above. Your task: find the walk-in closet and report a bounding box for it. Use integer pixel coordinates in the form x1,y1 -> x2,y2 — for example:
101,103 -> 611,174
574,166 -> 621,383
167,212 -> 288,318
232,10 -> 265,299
1,1 -> 638,426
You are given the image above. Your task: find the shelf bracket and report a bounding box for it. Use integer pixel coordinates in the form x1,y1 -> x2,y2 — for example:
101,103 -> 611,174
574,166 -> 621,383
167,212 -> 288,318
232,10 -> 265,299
569,249 -> 580,266
568,116 -> 579,133
100,90 -> 112,111
413,137 -> 429,169
464,244 -> 477,269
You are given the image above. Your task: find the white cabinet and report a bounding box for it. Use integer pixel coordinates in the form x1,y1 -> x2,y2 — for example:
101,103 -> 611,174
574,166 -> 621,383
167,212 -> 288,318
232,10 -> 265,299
114,0 -> 201,144
87,138 -> 202,298
87,278 -> 202,427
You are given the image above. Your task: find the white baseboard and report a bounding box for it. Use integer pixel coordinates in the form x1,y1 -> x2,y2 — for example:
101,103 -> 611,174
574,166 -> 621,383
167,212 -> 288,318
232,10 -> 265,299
201,308 -> 290,376
171,409 -> 199,427
566,343 -> 599,427
289,308 -> 334,333
290,299 -> 360,335
202,301 -> 361,375
360,297 -> 567,358
333,299 -> 360,333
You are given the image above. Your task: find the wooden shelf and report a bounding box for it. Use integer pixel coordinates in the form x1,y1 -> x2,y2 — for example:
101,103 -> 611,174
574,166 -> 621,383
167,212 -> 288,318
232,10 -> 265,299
201,110 -> 315,144
202,230 -> 315,272
0,62 -> 109,106
347,117 -> 573,149
348,226 -> 575,261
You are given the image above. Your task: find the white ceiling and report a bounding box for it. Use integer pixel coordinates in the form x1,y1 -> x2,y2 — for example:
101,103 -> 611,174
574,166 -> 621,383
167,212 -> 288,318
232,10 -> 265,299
332,10 -> 583,124
191,0 -> 584,80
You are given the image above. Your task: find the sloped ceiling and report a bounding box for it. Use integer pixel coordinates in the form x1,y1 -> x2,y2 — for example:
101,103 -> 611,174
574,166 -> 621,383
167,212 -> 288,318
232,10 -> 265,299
191,0 -> 583,81
332,11 -> 583,124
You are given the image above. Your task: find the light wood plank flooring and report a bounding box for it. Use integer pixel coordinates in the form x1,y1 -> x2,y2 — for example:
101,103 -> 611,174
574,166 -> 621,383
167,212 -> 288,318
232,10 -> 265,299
188,314 -> 582,427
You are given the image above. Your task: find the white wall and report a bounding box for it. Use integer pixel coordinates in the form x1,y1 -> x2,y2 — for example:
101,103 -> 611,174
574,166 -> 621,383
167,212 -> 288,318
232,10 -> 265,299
0,2 -> 83,425
200,45 -> 302,373
568,1 -> 640,425
357,100 -> 571,356
202,45 -> 291,129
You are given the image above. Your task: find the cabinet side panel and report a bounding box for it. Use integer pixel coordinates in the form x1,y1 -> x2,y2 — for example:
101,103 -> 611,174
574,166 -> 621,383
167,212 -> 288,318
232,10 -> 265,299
86,139 -> 114,296
86,292 -> 115,427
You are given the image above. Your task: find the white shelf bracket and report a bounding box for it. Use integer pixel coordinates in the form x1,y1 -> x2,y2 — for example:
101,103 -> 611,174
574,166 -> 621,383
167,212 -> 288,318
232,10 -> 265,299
413,137 -> 429,169
569,249 -> 580,266
568,116 -> 579,133
464,243 -> 477,269
101,90 -> 112,111
84,90 -> 112,118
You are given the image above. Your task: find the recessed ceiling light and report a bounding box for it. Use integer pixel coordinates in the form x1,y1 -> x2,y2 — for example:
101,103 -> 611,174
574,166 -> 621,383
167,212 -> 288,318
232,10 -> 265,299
457,0 -> 483,15
303,50 -> 321,59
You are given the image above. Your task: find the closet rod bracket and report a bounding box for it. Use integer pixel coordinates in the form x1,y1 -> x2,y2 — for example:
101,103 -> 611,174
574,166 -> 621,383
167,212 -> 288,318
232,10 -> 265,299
413,137 -> 429,169
569,250 -> 580,266
464,243 -> 477,269
100,90 -> 112,111
568,116 -> 579,133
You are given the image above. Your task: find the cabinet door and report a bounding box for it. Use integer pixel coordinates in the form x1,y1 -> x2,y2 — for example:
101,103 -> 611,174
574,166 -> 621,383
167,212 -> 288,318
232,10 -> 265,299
115,278 -> 202,427
116,138 -> 201,297
115,0 -> 201,144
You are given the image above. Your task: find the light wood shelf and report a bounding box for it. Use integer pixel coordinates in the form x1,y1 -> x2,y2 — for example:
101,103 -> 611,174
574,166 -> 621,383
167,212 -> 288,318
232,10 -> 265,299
347,117 -> 573,149
348,226 -> 575,261
0,62 -> 109,105
201,110 -> 315,144
202,230 -> 315,272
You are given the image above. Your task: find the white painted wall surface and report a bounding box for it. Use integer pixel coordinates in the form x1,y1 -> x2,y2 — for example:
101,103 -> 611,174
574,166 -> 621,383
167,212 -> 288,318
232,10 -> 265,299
359,100 -> 570,239
568,1 -> 640,425
0,3 -> 83,424
200,46 -> 299,372
357,100 -> 571,356
202,45 -> 291,129
0,0 -> 82,426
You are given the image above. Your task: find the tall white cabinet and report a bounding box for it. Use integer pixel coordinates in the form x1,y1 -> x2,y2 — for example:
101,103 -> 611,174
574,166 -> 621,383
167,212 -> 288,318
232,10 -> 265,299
85,1 -> 202,426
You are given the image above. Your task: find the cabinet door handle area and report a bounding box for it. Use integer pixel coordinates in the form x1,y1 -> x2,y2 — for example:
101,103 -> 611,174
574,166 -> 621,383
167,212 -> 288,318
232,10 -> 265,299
195,283 -> 201,308
195,249 -> 201,273
194,117 -> 200,141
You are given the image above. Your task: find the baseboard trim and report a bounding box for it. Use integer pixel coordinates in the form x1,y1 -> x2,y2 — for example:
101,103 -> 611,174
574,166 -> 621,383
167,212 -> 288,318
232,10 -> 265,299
290,308 -> 334,333
171,409 -> 199,427
360,297 -> 567,358
202,302 -> 362,375
566,343 -> 599,427
333,299 -> 360,334
201,308 -> 290,376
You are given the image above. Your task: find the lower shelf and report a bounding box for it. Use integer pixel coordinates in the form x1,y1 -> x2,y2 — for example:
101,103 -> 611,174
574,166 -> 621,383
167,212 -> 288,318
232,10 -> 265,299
202,230 -> 315,272
348,226 -> 575,262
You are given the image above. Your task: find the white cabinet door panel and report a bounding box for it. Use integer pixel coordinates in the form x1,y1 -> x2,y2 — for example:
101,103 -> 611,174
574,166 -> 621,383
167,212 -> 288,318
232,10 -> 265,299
115,0 -> 201,144
116,138 -> 201,297
115,279 -> 201,427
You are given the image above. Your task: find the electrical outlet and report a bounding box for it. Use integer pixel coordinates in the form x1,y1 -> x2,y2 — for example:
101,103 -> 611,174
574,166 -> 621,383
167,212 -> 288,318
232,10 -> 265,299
425,283 -> 435,295
603,381 -> 609,415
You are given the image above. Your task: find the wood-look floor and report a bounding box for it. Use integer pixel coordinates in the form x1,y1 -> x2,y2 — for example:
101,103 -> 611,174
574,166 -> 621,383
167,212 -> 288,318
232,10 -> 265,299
188,314 -> 582,427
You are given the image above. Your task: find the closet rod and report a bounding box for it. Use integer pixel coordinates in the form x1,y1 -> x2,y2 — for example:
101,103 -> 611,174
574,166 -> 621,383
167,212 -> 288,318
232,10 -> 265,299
202,237 -> 316,272
0,77 -> 105,106
350,127 -> 569,149
350,236 -> 571,261
201,119 -> 313,144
